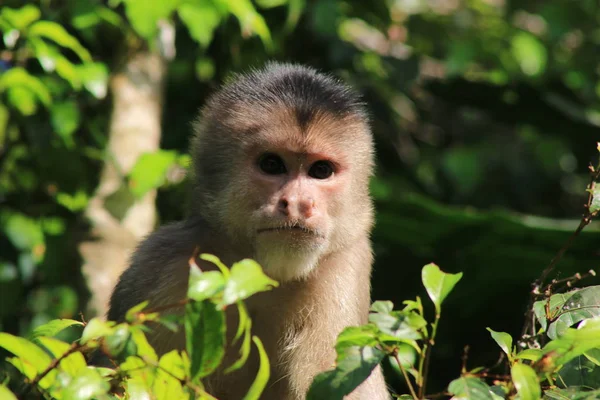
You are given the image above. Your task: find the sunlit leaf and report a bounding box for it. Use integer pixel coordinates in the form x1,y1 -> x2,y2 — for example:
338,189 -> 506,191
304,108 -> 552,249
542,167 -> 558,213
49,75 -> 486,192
62,368 -> 110,399
0,333 -> 52,372
36,336 -> 87,376
1,211 -> 44,260
535,286 -> 600,339
214,0 -> 272,50
130,325 -> 157,362
486,328 -> 513,360
421,263 -> 462,312
51,101 -> 80,146
590,185 -> 600,214
29,21 -> 92,62
154,350 -> 187,399
178,3 -> 221,48
224,303 -> 252,373
307,345 -> 385,400
0,385 -> 17,400
242,336 -> 270,400
129,150 -> 179,198
80,318 -> 115,345
256,0 -> 288,8
511,363 -> 541,400
0,68 -> 51,107
76,62 -> 108,99
335,325 -> 379,354
448,376 -> 494,400
221,259 -> 278,306
511,32 -> 547,77
29,319 -> 83,341
188,267 -> 225,302
122,0 -> 178,40
0,5 -> 41,32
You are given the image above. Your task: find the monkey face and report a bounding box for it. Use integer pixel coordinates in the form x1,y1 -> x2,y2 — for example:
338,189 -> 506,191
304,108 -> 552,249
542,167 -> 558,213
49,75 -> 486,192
213,110 -> 372,282
192,63 -> 375,282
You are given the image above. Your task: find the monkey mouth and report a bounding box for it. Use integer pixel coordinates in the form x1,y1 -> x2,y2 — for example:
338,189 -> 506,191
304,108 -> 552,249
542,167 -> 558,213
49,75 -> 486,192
257,224 -> 322,237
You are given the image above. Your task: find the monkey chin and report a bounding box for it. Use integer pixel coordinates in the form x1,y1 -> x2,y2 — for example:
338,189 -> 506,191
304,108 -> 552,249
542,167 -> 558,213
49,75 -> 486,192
253,236 -> 326,282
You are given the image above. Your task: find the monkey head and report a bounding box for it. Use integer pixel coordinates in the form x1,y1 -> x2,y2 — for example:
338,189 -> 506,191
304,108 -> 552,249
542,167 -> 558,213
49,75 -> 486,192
191,63 -> 374,282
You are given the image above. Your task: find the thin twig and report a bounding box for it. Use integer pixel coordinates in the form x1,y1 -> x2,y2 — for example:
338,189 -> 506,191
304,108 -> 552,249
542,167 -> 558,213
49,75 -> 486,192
520,158 -> 600,339
30,342 -> 85,388
393,352 -> 419,400
419,313 -> 440,398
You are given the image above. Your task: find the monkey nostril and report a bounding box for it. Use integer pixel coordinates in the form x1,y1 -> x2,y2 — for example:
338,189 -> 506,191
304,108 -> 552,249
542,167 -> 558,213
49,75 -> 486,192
278,198 -> 289,215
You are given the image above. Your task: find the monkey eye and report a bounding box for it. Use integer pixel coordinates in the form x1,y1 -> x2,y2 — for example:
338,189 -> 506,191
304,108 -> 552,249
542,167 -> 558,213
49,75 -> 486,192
258,153 -> 287,175
309,161 -> 335,180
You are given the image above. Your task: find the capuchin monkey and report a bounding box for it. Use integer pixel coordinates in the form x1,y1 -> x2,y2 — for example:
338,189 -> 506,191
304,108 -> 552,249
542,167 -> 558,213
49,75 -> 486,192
107,62 -> 389,399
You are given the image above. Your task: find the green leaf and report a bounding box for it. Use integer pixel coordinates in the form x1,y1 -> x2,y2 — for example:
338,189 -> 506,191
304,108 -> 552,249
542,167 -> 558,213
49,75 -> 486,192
370,301 -> 394,314
0,333 -> 52,369
448,376 -> 494,400
130,325 -> 158,362
256,0 -> 288,8
515,348 -> 543,362
1,211 -> 44,254
511,32 -> 547,77
51,101 -> 80,146
544,388 -> 600,400
535,286 -> 600,339
510,363 -> 541,400
307,345 -> 385,400
242,336 -> 271,400
129,150 -> 178,198
124,379 -> 153,400
7,87 -> 37,115
221,259 -> 278,306
28,21 -> 92,62
335,325 -> 380,354
486,328 -> 513,360
29,319 -> 83,341
542,317 -> 600,366
590,185 -> 600,214
178,3 -> 221,48
76,62 -> 108,99
224,303 -> 252,373
154,350 -> 187,399
63,368 -> 110,399
0,385 -> 17,400
36,337 -> 87,376
122,0 -> 178,40
215,0 -> 272,50
188,268 -> 225,302
0,5 -> 41,32
104,324 -> 135,358
421,263 -> 462,313
368,310 -> 423,341
185,300 -> 226,381
80,318 -> 115,345
0,67 -> 52,107
200,253 -> 230,278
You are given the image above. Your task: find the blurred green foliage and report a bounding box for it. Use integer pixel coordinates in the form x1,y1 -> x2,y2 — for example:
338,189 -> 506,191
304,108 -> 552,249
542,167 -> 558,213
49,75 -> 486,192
1,0 -> 599,394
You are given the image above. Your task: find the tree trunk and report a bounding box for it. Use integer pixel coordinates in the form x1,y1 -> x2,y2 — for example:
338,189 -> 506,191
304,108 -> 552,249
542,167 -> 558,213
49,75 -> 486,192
80,50 -> 166,317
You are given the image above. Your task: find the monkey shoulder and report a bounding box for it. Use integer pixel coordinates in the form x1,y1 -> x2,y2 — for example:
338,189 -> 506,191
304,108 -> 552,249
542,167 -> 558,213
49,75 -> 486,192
107,218 -> 204,321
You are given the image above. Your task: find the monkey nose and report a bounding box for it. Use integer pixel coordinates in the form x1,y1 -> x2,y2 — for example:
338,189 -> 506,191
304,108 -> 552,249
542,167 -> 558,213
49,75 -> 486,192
277,197 -> 314,219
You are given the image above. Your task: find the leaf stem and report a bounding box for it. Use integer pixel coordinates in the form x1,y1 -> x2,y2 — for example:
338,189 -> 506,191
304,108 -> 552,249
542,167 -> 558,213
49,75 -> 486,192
418,311 -> 440,399
393,351 -> 419,400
